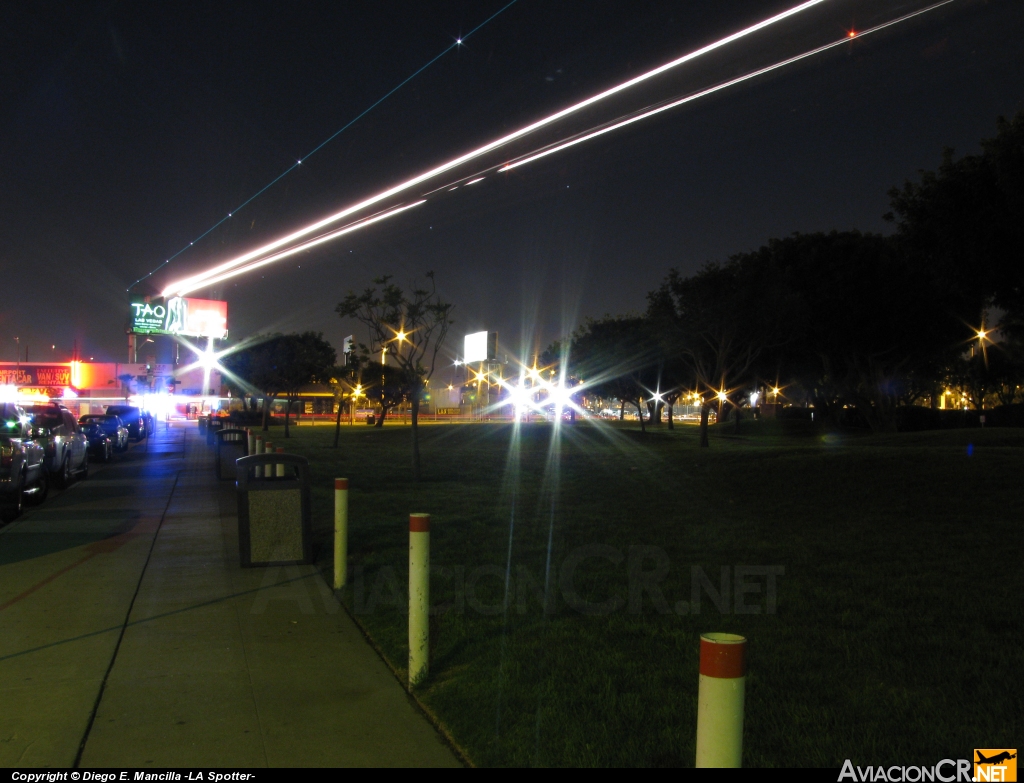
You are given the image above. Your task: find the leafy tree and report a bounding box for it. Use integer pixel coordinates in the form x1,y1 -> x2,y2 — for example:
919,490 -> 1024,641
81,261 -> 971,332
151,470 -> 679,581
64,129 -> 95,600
276,332 -> 336,438
650,255 -> 788,446
886,110 -> 1024,330
328,357 -> 364,448
117,373 -> 134,400
569,316 -> 659,433
220,342 -> 263,416
220,332 -> 335,435
221,335 -> 285,430
365,360 -> 417,426
760,232 -> 971,432
336,273 -> 453,481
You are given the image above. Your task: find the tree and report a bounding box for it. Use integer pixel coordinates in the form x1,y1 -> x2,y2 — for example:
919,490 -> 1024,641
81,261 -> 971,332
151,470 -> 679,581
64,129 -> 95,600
220,332 -> 335,435
220,342 -> 263,416
221,335 -> 285,431
365,360 -> 417,426
569,316 -> 659,433
328,357 -> 364,448
757,232 -> 972,432
117,373 -> 134,400
276,332 -> 336,438
886,111 -> 1024,332
650,255 -> 788,446
336,273 -> 453,481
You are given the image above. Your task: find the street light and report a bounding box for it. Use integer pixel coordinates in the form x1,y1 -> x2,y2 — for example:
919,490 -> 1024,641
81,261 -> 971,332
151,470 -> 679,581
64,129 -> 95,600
350,384 -> 363,426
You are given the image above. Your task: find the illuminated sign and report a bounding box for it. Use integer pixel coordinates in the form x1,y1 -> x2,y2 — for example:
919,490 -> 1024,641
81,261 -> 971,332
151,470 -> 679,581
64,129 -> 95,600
131,297 -> 228,338
464,331 -> 496,364
0,365 -> 72,387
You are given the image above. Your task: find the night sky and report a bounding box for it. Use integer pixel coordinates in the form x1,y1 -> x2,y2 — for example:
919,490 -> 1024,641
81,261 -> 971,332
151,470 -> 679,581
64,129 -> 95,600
3,0 -> 1023,372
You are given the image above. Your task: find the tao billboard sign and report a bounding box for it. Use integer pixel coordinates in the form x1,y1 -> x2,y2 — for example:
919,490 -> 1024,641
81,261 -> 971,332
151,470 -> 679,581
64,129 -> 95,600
131,297 -> 228,339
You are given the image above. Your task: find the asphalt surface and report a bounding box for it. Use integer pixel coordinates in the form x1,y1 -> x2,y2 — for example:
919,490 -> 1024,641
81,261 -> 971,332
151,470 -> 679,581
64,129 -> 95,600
0,421 -> 459,768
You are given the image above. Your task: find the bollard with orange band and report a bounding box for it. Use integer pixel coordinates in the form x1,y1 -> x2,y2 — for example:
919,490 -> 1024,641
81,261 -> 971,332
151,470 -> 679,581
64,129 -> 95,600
696,632 -> 746,768
246,428 -> 255,456
333,478 -> 349,589
275,447 -> 285,477
264,442 -> 274,476
408,513 -> 430,687
253,435 -> 264,477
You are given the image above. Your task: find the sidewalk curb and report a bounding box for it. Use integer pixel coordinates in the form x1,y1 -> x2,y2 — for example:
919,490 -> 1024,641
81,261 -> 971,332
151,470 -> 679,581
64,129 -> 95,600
321,574 -> 474,769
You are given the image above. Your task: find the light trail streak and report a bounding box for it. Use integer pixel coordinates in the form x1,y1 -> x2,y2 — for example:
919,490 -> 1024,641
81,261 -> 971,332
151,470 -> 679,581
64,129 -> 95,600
499,0 -> 957,173
171,200 -> 426,296
130,0 -> 521,293
162,0 -> 827,297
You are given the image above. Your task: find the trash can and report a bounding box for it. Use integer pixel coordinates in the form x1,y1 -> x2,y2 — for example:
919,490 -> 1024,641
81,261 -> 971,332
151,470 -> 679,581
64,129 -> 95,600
206,417 -> 225,445
366,414 -> 375,425
215,428 -> 249,481
235,453 -> 313,567
198,415 -> 209,434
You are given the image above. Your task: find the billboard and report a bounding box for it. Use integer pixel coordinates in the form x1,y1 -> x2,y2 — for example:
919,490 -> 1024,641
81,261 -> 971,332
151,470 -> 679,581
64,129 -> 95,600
131,297 -> 228,338
0,364 -> 73,387
464,331 -> 497,363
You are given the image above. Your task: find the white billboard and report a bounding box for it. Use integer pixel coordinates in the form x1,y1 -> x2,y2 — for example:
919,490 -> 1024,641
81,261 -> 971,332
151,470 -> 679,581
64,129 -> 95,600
464,331 -> 496,364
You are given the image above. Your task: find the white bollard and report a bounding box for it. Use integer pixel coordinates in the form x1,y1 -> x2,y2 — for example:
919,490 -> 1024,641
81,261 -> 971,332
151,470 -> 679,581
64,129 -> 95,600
254,436 -> 264,477
246,428 -> 255,456
275,447 -> 285,478
408,513 -> 430,687
696,632 -> 747,768
334,478 -> 349,589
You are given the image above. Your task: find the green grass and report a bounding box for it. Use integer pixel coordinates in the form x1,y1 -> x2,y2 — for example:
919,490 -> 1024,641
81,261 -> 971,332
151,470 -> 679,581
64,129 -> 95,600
277,418 -> 1022,767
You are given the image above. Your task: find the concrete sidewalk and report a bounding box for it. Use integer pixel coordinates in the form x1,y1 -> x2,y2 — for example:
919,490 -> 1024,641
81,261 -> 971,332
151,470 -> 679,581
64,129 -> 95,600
2,422 -> 459,768
0,428 -> 183,766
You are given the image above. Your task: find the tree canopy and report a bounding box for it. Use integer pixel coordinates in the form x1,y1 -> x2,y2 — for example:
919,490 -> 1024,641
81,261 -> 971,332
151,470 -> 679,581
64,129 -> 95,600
336,272 -> 453,479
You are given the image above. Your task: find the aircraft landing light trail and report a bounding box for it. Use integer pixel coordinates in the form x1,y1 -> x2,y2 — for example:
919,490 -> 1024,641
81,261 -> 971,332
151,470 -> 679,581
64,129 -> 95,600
162,0 -> 956,299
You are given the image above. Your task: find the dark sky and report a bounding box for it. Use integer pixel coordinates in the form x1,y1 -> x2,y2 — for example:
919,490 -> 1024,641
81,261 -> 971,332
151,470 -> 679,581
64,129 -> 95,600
2,0 -> 1022,369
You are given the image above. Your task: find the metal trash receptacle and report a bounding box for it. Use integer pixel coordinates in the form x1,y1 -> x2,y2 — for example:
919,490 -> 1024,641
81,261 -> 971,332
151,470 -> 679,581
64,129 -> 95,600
206,417 -> 225,445
216,427 -> 249,480
235,453 -> 312,567
198,415 -> 209,433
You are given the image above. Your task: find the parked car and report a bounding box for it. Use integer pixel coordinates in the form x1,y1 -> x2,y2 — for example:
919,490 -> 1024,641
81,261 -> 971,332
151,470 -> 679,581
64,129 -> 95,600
105,405 -> 149,441
28,402 -> 89,488
79,414 -> 129,452
80,419 -> 115,463
1,402 -> 50,520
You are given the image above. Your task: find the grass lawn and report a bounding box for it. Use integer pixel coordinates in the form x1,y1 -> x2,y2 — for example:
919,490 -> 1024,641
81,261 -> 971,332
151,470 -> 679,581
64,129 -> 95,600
275,417 -> 1021,767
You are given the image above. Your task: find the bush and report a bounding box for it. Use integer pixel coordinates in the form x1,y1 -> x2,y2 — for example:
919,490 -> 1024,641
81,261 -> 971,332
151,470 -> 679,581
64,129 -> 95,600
983,403 -> 1024,427
895,406 -> 984,431
228,410 -> 282,426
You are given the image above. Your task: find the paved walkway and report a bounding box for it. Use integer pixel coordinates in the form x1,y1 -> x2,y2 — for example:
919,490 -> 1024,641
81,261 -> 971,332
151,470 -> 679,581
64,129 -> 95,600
0,422 -> 459,768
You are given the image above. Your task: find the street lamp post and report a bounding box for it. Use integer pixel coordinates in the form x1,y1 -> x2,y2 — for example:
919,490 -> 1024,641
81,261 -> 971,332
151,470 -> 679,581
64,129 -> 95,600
135,337 -> 153,363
